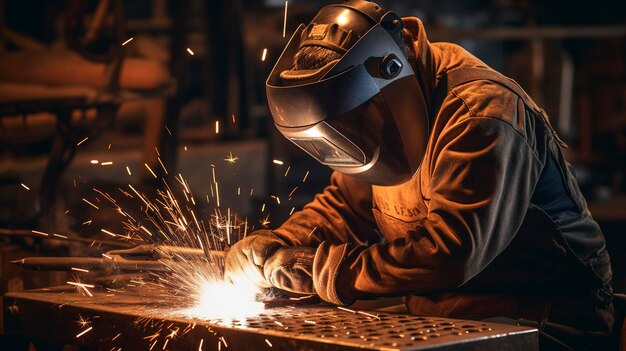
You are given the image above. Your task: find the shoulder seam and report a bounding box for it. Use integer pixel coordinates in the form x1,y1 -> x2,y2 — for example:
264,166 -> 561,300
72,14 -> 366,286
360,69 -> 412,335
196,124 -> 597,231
464,116 -> 543,166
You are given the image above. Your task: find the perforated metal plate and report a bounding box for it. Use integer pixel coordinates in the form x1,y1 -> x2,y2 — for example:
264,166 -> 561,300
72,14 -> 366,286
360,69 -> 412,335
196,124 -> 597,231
232,309 -> 491,348
4,286 -> 538,350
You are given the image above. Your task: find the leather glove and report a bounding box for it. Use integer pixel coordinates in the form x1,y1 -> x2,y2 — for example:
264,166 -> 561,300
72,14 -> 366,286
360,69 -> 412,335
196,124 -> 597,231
263,246 -> 316,295
224,230 -> 286,289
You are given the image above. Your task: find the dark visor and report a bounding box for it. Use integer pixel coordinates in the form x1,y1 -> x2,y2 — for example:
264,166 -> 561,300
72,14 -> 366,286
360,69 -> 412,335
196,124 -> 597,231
266,23 -> 414,128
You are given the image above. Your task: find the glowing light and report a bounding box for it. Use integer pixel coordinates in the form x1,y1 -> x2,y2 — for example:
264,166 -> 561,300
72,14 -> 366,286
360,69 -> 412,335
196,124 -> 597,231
126,166 -> 132,176
90,160 -> 99,164
20,183 -> 30,190
145,163 -> 158,179
261,48 -> 268,61
101,229 -> 119,237
273,159 -> 284,165
336,9 -> 351,26
283,1 -> 288,38
77,137 -> 89,146
338,306 -> 356,313
76,326 -> 93,338
180,279 -> 264,320
187,48 -> 195,55
215,121 -> 220,134
224,152 -> 239,164
101,161 -> 113,166
122,37 -> 134,46
82,198 -> 99,209
158,157 -> 169,174
32,230 -> 49,237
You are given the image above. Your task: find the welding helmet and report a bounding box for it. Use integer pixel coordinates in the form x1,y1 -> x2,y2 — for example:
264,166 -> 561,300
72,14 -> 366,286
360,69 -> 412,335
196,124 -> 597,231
266,0 -> 429,185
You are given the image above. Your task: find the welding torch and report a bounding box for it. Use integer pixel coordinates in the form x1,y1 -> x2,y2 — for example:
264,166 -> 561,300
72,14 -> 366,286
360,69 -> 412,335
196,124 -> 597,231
11,244 -> 227,273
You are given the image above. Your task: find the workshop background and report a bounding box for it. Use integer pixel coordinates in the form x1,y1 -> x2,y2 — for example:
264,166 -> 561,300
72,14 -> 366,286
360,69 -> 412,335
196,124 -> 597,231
0,0 -> 624,348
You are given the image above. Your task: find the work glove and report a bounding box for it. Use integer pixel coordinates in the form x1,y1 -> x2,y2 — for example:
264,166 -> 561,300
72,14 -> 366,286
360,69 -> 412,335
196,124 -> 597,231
263,246 -> 316,295
224,230 -> 286,289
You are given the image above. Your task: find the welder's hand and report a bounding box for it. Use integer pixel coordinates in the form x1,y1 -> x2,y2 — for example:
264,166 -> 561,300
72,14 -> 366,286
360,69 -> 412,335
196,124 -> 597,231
263,246 -> 316,295
224,230 -> 286,289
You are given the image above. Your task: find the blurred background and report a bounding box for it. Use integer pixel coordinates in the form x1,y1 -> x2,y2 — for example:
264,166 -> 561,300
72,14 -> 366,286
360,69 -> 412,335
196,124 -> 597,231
0,0 -> 625,301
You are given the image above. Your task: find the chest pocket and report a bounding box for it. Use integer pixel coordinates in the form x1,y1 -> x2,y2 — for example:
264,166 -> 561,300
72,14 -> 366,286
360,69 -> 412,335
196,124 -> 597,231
371,175 -> 429,242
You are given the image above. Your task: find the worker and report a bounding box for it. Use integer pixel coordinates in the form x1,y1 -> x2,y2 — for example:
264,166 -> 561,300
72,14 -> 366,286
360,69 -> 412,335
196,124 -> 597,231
224,1 -> 614,349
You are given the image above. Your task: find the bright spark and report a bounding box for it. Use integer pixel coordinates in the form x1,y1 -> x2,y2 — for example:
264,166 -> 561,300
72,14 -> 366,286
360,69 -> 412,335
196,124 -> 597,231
224,152 -> 239,164
67,281 -> 95,288
101,161 -> 113,166
101,229 -> 119,237
180,280 -> 264,320
20,183 -> 30,190
82,198 -> 100,209
260,213 -> 271,226
77,137 -> 89,146
126,166 -> 132,176
215,121 -> 220,134
283,1 -> 288,38
90,160 -> 99,164
187,48 -> 195,55
261,48 -> 268,61
145,163 -> 158,179
338,306 -> 356,313
122,37 -> 134,46
32,230 -> 49,237
71,267 -> 90,273
265,339 -> 273,347
77,315 -> 91,328
158,157 -> 169,174
273,159 -> 284,165
75,326 -> 93,338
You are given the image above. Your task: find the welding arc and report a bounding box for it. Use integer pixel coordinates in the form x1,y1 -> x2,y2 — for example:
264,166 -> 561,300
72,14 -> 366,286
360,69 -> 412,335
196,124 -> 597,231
0,228 -> 135,248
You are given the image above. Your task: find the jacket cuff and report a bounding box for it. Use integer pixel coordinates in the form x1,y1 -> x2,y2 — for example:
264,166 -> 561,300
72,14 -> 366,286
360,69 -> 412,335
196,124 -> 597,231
313,241 -> 353,305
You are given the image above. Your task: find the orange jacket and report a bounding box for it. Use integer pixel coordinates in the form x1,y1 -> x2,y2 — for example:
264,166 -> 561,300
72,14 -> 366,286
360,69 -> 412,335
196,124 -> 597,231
273,17 -> 612,334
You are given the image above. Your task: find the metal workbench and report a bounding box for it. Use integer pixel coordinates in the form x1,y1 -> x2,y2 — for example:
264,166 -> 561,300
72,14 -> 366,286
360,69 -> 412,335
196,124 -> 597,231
3,286 -> 538,350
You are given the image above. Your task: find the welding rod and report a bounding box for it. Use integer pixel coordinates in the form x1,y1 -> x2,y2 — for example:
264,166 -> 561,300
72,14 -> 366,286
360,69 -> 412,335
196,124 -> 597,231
11,245 -> 227,272
10,257 -> 170,272
0,228 -> 135,248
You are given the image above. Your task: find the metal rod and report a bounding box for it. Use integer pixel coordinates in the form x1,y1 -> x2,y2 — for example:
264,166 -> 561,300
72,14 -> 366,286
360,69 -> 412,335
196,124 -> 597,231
0,228 -> 135,248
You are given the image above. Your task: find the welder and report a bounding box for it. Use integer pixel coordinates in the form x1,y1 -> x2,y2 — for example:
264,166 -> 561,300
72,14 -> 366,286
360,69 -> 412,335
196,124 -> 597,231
224,1 -> 614,349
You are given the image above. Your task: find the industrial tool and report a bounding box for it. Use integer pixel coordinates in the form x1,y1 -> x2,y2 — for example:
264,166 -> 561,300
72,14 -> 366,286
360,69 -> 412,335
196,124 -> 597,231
11,244 -> 226,273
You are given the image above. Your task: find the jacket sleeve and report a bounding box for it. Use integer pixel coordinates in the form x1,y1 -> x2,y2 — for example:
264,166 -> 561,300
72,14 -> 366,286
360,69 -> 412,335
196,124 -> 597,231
273,171 -> 381,248
313,116 -> 544,305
